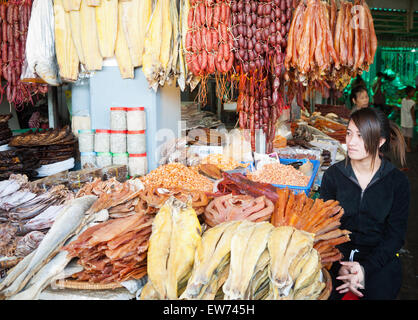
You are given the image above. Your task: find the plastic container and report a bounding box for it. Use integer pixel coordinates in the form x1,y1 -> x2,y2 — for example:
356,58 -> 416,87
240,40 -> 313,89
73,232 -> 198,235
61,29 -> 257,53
94,129 -> 110,153
127,107 -> 146,131
80,152 -> 96,167
247,158 -> 320,195
127,130 -> 146,154
78,129 -> 95,152
96,152 -> 112,168
128,153 -> 147,177
112,152 -> 129,166
110,130 -> 127,153
110,107 -> 127,130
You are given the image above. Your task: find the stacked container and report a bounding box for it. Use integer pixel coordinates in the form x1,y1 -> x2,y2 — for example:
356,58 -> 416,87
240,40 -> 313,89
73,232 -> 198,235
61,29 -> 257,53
96,152 -> 112,168
94,129 -> 110,153
126,106 -> 147,177
112,152 -> 129,166
110,107 -> 127,159
128,153 -> 147,177
80,152 -> 96,167
127,107 -> 146,131
78,129 -> 95,153
127,130 -> 146,154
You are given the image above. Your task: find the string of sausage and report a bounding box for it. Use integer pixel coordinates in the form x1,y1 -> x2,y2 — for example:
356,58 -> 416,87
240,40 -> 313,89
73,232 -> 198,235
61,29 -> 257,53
232,0 -> 295,153
185,0 -> 234,77
0,0 -> 48,110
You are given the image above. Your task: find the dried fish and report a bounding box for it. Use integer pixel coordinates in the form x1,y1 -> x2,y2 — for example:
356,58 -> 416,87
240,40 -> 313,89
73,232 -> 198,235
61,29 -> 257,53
0,195 -> 97,298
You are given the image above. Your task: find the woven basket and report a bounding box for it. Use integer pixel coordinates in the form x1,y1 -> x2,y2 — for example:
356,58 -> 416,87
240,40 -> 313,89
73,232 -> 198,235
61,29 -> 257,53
318,268 -> 332,300
53,279 -> 123,290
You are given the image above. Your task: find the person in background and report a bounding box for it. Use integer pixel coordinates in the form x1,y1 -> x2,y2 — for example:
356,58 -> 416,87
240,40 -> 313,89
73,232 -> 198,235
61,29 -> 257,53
350,86 -> 370,113
372,72 -> 386,112
400,86 -> 417,152
320,107 -> 409,300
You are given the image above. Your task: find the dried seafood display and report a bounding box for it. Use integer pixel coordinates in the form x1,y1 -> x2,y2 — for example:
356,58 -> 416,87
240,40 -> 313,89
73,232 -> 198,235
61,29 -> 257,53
138,187 -> 211,216
9,126 -> 76,147
14,231 -> 45,258
0,174 -> 75,270
140,163 -> 214,192
75,177 -> 125,198
140,197 -> 201,299
247,162 -> 310,187
271,188 -> 350,268
199,153 -> 249,171
0,149 -> 40,180
141,220 -> 328,300
8,126 -> 76,166
0,196 -> 97,299
267,225 -> 324,299
217,172 -> 280,203
204,193 -> 274,227
63,210 -> 153,284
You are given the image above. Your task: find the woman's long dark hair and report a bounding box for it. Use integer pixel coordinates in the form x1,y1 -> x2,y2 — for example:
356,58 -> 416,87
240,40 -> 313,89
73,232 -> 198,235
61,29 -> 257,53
349,108 -> 406,167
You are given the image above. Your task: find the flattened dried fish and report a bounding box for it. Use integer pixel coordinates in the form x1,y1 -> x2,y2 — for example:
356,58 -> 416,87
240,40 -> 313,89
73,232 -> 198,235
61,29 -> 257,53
0,195 -> 97,298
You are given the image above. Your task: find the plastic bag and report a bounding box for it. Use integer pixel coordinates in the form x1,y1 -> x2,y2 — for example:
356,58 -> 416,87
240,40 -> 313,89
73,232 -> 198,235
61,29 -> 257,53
24,0 -> 60,86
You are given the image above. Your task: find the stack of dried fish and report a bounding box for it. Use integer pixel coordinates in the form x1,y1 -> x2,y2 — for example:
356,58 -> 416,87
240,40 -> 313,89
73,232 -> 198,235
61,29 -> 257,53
271,188 -> 350,268
8,126 -> 76,166
204,194 -> 274,227
140,197 -> 201,299
14,231 -> 45,258
75,177 -> 125,198
0,195 -> 98,300
76,177 -> 210,218
0,149 -> 40,181
139,220 -> 328,300
142,0 -> 184,91
62,210 -> 153,284
0,174 -> 74,266
7,185 -> 73,223
285,0 -> 377,89
82,179 -> 145,219
138,187 -> 211,216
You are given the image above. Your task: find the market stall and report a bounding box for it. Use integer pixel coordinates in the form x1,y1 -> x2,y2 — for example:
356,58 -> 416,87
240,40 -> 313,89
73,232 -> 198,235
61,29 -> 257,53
0,0 -> 414,301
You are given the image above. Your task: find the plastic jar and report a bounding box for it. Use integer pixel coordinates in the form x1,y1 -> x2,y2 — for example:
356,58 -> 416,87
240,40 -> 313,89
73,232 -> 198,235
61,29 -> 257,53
127,107 -> 146,131
94,129 -> 110,153
80,152 -> 96,167
128,153 -> 147,177
112,152 -> 129,166
96,152 -> 112,168
127,130 -> 146,154
78,129 -> 95,152
110,130 -> 127,153
110,107 -> 127,130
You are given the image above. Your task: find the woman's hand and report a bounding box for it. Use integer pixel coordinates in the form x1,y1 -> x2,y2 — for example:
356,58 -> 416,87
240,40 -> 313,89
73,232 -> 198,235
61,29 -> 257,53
336,261 -> 365,298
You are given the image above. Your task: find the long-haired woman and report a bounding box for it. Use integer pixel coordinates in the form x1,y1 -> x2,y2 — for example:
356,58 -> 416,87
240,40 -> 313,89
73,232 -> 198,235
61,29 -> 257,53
320,107 -> 410,300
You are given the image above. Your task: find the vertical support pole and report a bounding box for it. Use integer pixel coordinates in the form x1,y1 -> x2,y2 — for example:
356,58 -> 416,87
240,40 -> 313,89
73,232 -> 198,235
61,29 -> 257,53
48,86 -> 59,128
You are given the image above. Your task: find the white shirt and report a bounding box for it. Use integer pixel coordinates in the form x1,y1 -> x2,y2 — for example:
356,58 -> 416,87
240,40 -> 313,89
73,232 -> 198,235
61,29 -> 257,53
401,98 -> 415,128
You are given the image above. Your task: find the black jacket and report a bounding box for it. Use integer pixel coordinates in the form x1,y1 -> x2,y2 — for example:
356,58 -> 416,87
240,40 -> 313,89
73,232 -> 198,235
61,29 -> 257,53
320,158 -> 410,280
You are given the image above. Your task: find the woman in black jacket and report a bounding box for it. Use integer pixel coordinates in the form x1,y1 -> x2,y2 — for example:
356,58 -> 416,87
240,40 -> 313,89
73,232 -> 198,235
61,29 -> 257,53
320,107 -> 410,300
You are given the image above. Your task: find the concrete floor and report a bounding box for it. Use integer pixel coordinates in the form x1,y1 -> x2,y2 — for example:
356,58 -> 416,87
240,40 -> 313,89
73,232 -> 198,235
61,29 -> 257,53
397,128 -> 418,300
